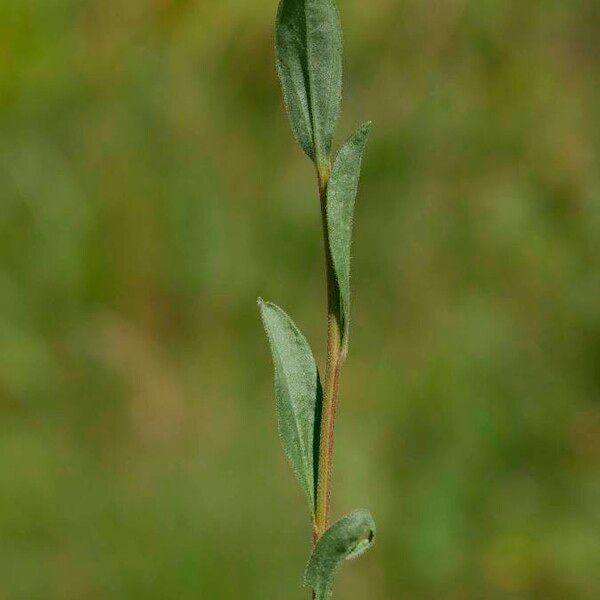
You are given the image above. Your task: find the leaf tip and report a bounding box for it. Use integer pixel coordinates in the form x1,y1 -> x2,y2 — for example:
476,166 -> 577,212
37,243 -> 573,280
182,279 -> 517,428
257,297 -> 274,323
357,120 -> 373,142
257,298 -> 279,316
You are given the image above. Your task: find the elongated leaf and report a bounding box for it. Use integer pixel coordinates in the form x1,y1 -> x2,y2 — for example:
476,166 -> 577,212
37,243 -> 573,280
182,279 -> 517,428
326,122 -> 372,354
305,509 -> 376,599
275,0 -> 343,165
258,299 -> 321,515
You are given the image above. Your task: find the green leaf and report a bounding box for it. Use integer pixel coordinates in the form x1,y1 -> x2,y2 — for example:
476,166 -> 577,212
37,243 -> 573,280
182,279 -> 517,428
326,122 -> 372,354
275,0 -> 343,165
305,509 -> 376,599
258,299 -> 321,516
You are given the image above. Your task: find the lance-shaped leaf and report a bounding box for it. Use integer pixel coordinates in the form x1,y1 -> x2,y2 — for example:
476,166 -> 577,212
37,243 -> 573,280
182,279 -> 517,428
326,122 -> 372,354
275,0 -> 343,165
258,299 -> 321,516
305,509 -> 376,599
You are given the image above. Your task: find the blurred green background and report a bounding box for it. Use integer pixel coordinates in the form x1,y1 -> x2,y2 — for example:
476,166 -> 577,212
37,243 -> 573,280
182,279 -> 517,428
1,0 -> 600,598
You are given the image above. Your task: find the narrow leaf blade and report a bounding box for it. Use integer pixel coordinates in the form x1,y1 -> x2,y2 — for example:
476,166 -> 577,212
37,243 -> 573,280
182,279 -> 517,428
305,509 -> 376,599
258,299 -> 320,515
276,0 -> 343,164
326,122 -> 372,353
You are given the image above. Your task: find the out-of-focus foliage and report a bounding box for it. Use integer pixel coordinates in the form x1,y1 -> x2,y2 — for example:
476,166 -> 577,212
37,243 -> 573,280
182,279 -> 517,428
1,0 -> 599,598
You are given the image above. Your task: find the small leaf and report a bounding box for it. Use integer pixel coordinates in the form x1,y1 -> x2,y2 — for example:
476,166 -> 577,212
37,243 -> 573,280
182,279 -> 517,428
275,0 -> 343,165
326,122 -> 372,354
305,509 -> 376,599
258,299 -> 321,515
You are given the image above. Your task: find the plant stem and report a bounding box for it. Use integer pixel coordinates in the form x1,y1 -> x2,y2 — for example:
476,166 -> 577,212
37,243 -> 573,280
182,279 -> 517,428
314,162 -> 344,542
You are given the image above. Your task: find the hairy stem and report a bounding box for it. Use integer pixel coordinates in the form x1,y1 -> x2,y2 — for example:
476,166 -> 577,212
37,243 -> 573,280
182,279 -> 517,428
314,162 -> 344,542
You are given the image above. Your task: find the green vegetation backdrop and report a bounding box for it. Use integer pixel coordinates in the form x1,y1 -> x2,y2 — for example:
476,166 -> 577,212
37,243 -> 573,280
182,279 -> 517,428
1,0 -> 600,598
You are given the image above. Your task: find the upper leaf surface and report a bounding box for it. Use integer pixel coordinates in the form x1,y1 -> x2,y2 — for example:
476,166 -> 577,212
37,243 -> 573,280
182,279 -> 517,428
326,122 -> 371,354
305,509 -> 376,599
276,0 -> 343,165
258,299 -> 320,516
